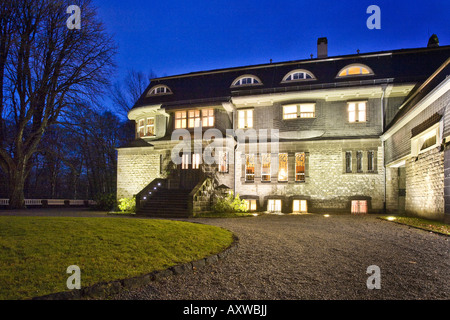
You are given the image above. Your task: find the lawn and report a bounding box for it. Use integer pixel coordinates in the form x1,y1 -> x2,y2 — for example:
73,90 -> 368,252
0,216 -> 234,300
379,216 -> 450,235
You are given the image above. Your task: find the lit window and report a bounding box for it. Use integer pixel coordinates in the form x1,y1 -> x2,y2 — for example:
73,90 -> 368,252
244,199 -> 257,211
356,151 -> 363,173
282,69 -> 315,82
351,200 -> 367,214
175,111 -> 187,129
202,109 -> 215,127
283,105 -> 298,119
181,154 -> 189,170
188,110 -> 201,128
268,199 -> 282,212
147,85 -> 172,96
137,119 -> 145,138
283,104 -> 315,119
293,200 -> 307,213
338,64 -> 373,77
367,151 -> 375,172
232,75 -> 262,87
345,151 -> 352,173
348,102 -> 366,123
238,109 -> 253,129
261,153 -> 271,182
218,151 -> 228,173
192,153 -> 201,169
278,153 -> 288,182
295,153 -> 305,182
245,154 -> 255,182
146,117 -> 155,136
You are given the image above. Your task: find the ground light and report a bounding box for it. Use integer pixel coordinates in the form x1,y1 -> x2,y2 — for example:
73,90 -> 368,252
324,214 -> 330,217
386,216 -> 396,221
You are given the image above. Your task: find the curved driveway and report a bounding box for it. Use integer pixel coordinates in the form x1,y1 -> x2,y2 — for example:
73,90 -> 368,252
114,214 -> 449,300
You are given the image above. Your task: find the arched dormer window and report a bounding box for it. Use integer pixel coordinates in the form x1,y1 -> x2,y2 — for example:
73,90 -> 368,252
147,84 -> 172,96
282,69 -> 315,82
231,75 -> 262,87
337,64 -> 373,77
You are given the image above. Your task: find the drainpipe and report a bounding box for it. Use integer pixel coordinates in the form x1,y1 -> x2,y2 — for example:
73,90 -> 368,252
380,84 -> 387,213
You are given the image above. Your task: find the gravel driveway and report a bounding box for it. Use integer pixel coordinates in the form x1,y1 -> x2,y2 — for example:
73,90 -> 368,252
113,214 -> 449,300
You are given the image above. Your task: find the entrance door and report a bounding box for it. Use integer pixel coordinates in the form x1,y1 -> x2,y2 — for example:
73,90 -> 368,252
179,153 -> 201,190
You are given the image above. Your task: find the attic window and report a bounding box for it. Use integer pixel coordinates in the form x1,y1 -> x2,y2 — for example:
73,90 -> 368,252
147,85 -> 172,96
282,69 -> 315,82
231,75 -> 262,87
337,64 -> 373,77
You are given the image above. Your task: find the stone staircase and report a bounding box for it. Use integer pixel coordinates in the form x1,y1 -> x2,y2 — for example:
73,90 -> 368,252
137,188 -> 191,218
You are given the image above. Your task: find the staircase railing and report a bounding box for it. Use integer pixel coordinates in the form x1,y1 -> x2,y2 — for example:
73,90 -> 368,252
135,178 -> 167,212
188,177 -> 215,216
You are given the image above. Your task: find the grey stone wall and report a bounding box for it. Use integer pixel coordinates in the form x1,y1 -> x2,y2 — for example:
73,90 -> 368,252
405,146 -> 445,220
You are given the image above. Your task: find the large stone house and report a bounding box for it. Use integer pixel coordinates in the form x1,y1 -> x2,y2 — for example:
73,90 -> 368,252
117,37 -> 450,222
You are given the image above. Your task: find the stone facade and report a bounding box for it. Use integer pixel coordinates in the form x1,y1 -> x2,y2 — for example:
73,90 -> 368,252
235,139 -> 384,213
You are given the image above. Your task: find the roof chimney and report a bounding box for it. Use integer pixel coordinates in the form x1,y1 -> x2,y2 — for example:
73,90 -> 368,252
427,34 -> 439,48
317,37 -> 328,58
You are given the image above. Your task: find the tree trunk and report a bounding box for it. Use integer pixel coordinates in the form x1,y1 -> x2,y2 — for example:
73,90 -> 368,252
9,167 -> 26,209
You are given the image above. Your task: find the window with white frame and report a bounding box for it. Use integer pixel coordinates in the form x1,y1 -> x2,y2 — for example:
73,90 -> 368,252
348,101 -> 367,123
278,153 -> 288,182
181,154 -> 190,170
282,69 -> 315,82
261,153 -> 271,182
175,111 -> 187,129
232,75 -> 262,87
293,200 -> 307,213
146,117 -> 155,136
147,85 -> 172,96
238,109 -> 253,129
243,199 -> 257,211
188,110 -> 201,128
202,109 -> 215,127
283,104 -> 315,119
192,153 -> 201,169
295,152 -> 305,182
338,64 -> 373,77
245,154 -> 255,182
218,151 -> 228,173
137,119 -> 145,138
267,199 -> 282,212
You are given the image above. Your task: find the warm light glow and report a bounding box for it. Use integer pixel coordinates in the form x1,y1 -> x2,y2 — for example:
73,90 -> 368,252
387,216 -> 396,221
324,214 -> 330,217
252,213 -> 258,217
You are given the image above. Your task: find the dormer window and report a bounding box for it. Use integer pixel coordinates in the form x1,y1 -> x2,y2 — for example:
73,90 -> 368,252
231,75 -> 262,87
137,117 -> 155,137
147,84 -> 172,96
282,69 -> 315,82
337,64 -> 373,77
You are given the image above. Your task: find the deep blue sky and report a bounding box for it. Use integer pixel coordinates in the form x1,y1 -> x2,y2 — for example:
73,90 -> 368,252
92,0 -> 449,86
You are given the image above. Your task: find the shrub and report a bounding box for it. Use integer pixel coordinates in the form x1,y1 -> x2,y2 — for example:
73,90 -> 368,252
118,197 -> 136,213
212,192 -> 248,214
92,193 -> 117,211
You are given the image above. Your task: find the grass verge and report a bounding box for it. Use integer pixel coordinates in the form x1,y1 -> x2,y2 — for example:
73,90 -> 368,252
0,216 -> 233,300
378,216 -> 450,235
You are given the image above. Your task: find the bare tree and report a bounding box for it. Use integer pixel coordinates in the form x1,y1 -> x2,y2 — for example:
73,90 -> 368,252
0,0 -> 116,208
110,69 -> 156,118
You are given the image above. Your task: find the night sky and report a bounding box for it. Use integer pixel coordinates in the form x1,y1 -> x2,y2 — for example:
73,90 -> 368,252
93,0 -> 449,94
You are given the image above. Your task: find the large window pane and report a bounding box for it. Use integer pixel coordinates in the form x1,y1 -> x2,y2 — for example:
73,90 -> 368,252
278,153 -> 288,182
